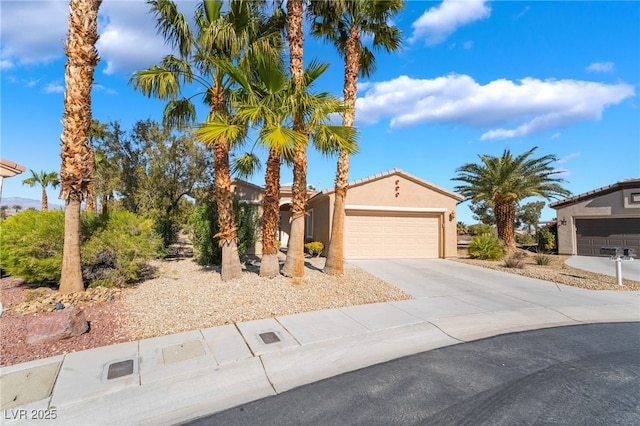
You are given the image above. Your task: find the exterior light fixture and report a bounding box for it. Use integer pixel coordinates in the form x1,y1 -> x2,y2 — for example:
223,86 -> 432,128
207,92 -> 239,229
559,217 -> 567,226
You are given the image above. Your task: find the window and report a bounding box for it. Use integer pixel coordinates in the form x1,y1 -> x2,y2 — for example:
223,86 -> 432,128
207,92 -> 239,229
305,209 -> 314,239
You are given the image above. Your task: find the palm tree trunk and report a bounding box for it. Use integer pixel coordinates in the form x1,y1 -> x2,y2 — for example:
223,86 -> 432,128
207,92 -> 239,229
41,186 -> 49,212
324,26 -> 359,275
213,138 -> 243,281
59,0 -> 102,294
495,201 -> 517,248
260,147 -> 282,278
60,197 -> 83,293
282,0 -> 307,278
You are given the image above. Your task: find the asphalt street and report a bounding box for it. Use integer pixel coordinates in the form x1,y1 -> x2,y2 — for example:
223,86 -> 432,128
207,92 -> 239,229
182,322 -> 640,426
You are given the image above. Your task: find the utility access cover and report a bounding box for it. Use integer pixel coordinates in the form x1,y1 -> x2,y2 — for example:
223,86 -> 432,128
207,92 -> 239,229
259,332 -> 281,344
107,359 -> 134,380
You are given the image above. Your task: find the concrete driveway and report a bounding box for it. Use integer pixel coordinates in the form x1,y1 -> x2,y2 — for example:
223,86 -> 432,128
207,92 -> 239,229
566,255 -> 640,281
349,258 -> 639,309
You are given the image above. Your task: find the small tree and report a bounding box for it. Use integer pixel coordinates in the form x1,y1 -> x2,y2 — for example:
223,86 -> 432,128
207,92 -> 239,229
517,201 -> 545,234
12,205 -> 23,213
22,170 -> 60,212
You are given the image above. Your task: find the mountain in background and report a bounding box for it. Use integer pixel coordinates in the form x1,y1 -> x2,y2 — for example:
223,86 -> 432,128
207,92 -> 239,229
0,197 -> 63,211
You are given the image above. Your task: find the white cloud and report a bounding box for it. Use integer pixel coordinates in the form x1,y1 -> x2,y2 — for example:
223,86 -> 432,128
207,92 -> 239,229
0,0 -> 193,74
463,41 -> 473,50
0,0 -> 68,66
409,0 -> 491,45
586,62 -> 615,73
550,132 -> 561,139
557,152 -> 581,164
515,6 -> 531,20
96,1 -> 175,75
43,82 -> 64,94
355,74 -> 635,140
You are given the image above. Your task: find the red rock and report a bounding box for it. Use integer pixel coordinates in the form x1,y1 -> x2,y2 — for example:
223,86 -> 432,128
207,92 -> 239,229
26,308 -> 89,345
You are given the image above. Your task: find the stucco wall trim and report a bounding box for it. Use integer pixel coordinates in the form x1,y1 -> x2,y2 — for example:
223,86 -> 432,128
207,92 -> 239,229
345,205 -> 448,213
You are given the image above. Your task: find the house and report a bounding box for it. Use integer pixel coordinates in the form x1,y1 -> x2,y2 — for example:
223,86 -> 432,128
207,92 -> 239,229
232,169 -> 462,259
230,179 -> 318,255
306,169 -> 462,259
550,178 -> 640,256
0,158 -> 26,198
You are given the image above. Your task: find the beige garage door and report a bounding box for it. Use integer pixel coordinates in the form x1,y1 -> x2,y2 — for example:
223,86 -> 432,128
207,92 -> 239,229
345,211 -> 440,259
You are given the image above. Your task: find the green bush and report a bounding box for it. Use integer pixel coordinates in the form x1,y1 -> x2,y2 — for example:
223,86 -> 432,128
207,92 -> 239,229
304,241 -> 324,257
468,223 -> 496,236
516,233 -> 536,245
457,221 -> 469,235
191,199 -> 258,266
0,209 -> 162,287
468,234 -> 506,260
0,210 -> 65,284
81,211 -> 163,286
537,228 -> 556,253
534,254 -> 552,265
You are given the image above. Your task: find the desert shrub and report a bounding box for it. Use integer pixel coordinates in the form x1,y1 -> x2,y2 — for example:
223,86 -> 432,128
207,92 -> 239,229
516,233 -> 536,245
457,221 -> 469,235
468,223 -> 496,236
81,211 -> 163,287
0,210 -> 65,284
537,228 -> 556,253
304,241 -> 324,257
534,254 -> 552,265
0,210 -> 162,287
504,251 -> 526,268
468,234 -> 506,260
191,199 -> 258,266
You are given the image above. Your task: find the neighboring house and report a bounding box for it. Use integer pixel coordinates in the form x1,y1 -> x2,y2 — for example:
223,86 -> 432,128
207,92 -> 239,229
550,178 -> 640,256
0,158 -> 26,198
306,169 -> 462,259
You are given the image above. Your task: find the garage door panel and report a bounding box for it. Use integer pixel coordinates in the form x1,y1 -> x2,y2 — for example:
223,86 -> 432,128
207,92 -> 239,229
345,212 -> 440,259
576,218 -> 640,256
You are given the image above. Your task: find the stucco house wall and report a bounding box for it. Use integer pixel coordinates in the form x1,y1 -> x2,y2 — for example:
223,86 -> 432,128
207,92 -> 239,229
551,178 -> 640,255
307,169 -> 462,259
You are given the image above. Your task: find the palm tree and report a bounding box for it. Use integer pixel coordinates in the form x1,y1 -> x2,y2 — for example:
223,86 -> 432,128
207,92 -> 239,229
309,0 -> 403,275
453,147 -> 571,248
131,0 -> 280,281
59,0 -> 102,294
197,55 -> 357,277
280,0 -> 308,278
22,170 -> 60,211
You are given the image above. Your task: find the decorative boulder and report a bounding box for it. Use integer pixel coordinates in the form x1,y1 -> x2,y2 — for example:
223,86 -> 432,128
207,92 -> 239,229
26,307 -> 89,344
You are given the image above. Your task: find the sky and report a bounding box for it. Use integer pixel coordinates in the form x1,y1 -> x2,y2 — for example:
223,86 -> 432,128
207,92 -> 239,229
1,0 -> 639,225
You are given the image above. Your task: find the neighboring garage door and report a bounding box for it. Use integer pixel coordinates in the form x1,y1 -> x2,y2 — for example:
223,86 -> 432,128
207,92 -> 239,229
344,211 -> 440,259
575,218 -> 640,256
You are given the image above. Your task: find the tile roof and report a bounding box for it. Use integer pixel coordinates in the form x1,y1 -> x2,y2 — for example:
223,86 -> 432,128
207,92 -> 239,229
550,178 -> 640,208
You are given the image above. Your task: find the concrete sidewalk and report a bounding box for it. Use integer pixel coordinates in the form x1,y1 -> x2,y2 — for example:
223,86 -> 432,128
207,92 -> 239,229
1,259 -> 639,425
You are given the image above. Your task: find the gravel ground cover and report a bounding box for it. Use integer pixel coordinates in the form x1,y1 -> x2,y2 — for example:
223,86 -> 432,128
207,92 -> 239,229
0,256 -> 410,367
2,251 -> 637,367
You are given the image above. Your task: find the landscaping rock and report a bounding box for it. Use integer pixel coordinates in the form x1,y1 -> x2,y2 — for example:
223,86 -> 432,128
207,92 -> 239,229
26,308 -> 89,344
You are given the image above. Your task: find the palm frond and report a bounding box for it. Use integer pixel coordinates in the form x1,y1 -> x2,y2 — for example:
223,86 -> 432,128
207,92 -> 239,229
231,152 -> 262,180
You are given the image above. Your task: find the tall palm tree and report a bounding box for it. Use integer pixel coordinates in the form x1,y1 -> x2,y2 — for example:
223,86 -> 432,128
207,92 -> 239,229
131,0 -> 279,281
59,0 -> 102,294
309,0 -> 403,275
453,147 -> 571,248
22,170 -> 60,212
197,55 -> 357,277
281,0 -> 308,277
